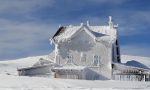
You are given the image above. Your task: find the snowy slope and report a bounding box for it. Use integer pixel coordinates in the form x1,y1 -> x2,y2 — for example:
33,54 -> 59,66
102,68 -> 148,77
125,60 -> 149,69
0,55 -> 150,90
121,55 -> 150,68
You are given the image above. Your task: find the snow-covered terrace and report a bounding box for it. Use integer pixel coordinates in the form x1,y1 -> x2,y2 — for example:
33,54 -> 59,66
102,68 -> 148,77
113,63 -> 150,75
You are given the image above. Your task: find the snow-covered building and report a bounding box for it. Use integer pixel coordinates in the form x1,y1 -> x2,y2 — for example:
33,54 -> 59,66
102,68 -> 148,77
113,61 -> 150,81
50,16 -> 150,81
17,58 -> 59,77
17,16 -> 150,81
51,16 -> 121,80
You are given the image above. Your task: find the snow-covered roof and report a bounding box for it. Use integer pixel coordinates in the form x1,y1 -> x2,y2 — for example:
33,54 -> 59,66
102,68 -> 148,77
17,64 -> 51,71
33,58 -> 54,67
52,24 -> 117,44
18,61 -> 59,71
89,26 -> 117,36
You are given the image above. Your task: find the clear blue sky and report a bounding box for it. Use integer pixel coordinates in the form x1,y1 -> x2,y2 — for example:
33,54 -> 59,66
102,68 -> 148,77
0,0 -> 150,60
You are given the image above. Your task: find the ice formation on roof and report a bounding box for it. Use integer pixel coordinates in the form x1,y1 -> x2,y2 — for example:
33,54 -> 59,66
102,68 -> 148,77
51,16 -> 118,45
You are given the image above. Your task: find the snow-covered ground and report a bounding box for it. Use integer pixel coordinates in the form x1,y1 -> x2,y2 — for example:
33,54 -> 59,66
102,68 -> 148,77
0,75 -> 150,90
0,55 -> 150,90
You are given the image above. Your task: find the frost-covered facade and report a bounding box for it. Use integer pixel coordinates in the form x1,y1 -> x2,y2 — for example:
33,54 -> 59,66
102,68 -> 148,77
51,16 -> 120,79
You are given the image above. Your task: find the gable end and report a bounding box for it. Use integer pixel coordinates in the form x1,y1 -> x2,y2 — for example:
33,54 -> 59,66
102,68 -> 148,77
52,26 -> 66,39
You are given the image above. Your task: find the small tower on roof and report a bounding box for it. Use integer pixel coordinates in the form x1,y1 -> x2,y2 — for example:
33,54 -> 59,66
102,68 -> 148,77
108,16 -> 113,28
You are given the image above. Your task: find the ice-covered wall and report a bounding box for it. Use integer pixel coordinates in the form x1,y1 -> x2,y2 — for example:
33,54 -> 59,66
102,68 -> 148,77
55,29 -> 113,79
52,66 -> 108,80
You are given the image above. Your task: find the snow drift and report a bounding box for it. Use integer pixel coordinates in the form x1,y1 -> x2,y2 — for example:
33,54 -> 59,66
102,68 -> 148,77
0,55 -> 150,90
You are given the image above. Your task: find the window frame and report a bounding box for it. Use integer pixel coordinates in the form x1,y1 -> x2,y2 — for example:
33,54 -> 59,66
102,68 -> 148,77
66,55 -> 73,64
93,55 -> 101,66
80,53 -> 86,62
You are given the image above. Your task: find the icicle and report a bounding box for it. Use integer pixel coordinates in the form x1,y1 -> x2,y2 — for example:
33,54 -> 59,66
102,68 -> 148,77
49,38 -> 53,45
